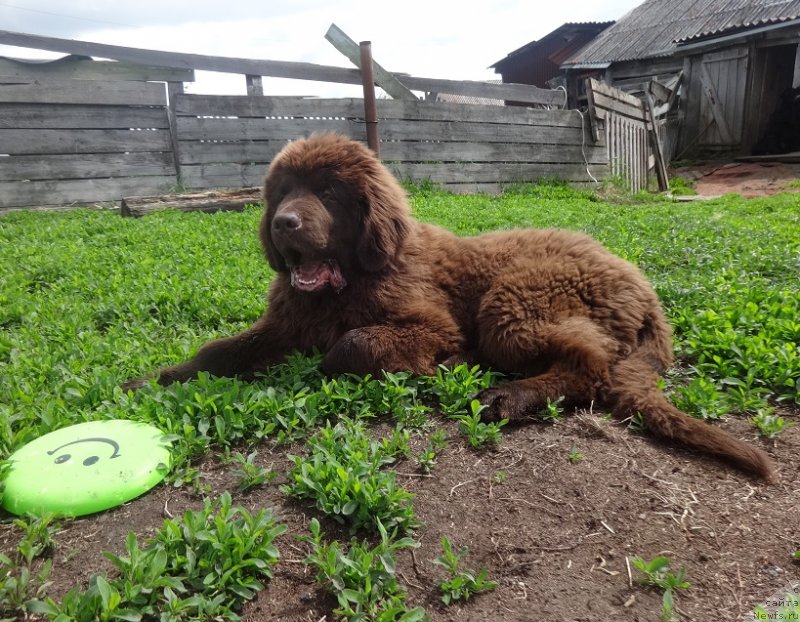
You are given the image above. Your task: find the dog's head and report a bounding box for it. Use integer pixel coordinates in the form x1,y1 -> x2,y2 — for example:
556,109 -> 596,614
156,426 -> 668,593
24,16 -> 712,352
261,133 -> 411,294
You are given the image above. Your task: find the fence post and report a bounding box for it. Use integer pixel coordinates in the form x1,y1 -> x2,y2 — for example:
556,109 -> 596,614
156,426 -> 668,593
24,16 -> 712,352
166,81 -> 184,189
246,74 -> 263,96
359,41 -> 380,157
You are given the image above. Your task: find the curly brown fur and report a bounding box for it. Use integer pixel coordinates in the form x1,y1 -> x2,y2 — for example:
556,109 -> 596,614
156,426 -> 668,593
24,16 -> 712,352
124,133 -> 776,482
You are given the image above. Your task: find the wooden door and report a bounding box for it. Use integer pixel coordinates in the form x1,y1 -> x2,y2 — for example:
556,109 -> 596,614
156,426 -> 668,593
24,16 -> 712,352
697,47 -> 749,149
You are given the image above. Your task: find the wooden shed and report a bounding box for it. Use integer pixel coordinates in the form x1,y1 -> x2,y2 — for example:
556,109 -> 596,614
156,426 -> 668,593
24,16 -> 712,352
560,0 -> 800,158
490,22 -> 613,93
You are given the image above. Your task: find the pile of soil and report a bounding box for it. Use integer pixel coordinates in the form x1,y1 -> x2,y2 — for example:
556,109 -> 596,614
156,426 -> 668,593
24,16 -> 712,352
4,411 -> 797,621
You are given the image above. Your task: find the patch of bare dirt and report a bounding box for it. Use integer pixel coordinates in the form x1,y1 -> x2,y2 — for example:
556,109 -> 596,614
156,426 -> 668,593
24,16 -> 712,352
3,409 -> 798,621
672,161 -> 800,198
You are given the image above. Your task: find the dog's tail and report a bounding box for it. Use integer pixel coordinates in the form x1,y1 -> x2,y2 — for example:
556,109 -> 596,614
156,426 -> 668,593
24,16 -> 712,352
607,352 -> 777,482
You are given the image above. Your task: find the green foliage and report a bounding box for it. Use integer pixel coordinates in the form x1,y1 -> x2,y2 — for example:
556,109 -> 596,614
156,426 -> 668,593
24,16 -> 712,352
631,555 -> 690,622
567,446 -> 584,463
539,397 -> 565,422
300,518 -> 428,622
283,418 -> 417,533
0,512 -> 60,618
751,408 -> 793,439
12,513 -> 61,565
424,365 -> 506,447
425,364 -> 500,417
668,176 -> 697,196
451,400 -> 507,448
227,450 -> 278,492
417,429 -> 448,473
433,537 -> 496,605
28,492 -> 286,621
2,182 -> 800,620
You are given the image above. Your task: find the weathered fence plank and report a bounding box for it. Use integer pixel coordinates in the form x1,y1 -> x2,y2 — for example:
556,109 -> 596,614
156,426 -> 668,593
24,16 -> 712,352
0,176 -> 177,208
0,129 -> 172,155
0,29 -> 564,106
0,79 -> 166,106
172,95 -> 582,126
0,104 -> 170,129
176,116 -> 592,146
0,152 -> 176,181
0,56 -> 193,82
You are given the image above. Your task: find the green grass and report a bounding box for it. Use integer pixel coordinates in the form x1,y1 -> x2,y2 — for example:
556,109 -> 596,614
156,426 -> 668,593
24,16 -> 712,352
1,183 -> 799,618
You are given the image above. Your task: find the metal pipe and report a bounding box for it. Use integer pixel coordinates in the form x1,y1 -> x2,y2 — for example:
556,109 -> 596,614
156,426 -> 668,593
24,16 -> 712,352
359,41 -> 380,157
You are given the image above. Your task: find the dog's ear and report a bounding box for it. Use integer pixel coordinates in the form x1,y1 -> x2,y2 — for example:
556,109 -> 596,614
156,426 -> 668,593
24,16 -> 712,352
356,169 -> 411,272
260,181 -> 287,272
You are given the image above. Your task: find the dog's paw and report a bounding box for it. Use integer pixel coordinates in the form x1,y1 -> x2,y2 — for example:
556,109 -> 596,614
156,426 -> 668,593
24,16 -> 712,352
477,386 -> 523,421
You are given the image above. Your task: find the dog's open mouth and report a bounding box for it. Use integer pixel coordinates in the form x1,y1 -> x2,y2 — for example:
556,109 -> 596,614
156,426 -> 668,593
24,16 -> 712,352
289,260 -> 346,293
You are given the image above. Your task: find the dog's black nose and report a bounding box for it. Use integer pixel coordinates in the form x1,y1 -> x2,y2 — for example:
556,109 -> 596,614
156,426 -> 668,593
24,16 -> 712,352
272,212 -> 301,234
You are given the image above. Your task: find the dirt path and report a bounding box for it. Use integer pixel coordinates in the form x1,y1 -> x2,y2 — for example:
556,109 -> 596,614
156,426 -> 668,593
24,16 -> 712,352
673,161 -> 800,198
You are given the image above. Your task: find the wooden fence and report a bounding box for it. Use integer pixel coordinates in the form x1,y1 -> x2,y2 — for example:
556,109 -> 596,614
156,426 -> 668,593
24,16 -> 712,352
0,79 -> 181,208
0,83 -> 605,209
586,78 -> 672,193
0,29 -> 609,210
174,95 -> 603,195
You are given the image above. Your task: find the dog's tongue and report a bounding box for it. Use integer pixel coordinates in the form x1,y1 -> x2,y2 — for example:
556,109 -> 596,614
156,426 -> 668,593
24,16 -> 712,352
290,261 -> 346,293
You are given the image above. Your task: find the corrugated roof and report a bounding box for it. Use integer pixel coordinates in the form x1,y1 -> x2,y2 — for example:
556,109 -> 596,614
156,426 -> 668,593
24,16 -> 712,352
563,0 -> 800,65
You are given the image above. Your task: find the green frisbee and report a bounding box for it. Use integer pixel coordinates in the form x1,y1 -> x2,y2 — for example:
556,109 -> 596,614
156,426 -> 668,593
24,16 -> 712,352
1,420 -> 171,517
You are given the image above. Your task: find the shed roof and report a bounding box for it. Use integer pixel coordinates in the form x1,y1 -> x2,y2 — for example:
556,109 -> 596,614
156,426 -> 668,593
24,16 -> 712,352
490,22 -> 613,71
563,0 -> 800,66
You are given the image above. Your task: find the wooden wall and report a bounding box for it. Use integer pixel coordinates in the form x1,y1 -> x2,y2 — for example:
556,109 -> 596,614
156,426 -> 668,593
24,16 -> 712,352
174,95 -> 605,195
0,80 -> 178,209
1,82 -> 607,209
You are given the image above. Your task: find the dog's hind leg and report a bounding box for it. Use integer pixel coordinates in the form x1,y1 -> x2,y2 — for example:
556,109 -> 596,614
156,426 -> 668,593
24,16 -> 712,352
477,315 -> 616,421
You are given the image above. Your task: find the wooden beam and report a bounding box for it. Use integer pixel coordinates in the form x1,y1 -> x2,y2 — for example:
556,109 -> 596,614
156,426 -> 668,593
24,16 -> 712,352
0,55 -> 194,82
325,23 -> 416,101
120,188 -> 261,217
0,29 -> 562,107
645,91 -> 669,191
0,29 -> 363,85
585,78 -> 604,142
398,75 -> 565,107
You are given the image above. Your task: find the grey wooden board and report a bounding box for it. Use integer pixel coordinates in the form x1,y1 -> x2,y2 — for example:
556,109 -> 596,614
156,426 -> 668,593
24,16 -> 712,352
177,117 -> 365,141
325,24 -> 417,102
175,116 -> 592,146
1,129 -> 172,155
173,95 -> 583,127
178,139 -> 605,166
387,162 -> 605,183
397,75 -> 565,107
182,161 -> 605,190
0,175 -> 177,208
0,104 -> 170,129
0,56 -> 193,82
589,78 -> 643,107
0,30 -> 562,104
0,152 -> 177,181
180,164 -> 267,189
589,90 -> 647,122
0,79 -> 166,106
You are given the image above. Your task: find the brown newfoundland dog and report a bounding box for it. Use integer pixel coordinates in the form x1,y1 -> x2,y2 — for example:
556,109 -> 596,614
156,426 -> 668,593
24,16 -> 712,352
126,133 -> 775,481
